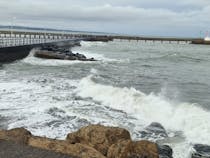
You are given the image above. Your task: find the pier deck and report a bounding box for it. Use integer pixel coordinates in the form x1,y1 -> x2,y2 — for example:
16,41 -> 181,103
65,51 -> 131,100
0,29 -> 208,63
0,29 -> 204,48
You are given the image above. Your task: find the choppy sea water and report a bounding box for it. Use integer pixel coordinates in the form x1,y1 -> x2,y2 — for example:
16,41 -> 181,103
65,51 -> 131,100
0,40 -> 210,157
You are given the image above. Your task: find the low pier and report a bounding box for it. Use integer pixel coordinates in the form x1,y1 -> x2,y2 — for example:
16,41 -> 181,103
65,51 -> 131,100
0,29 -> 208,63
0,30 -> 112,48
0,30 -> 112,63
111,35 -> 201,44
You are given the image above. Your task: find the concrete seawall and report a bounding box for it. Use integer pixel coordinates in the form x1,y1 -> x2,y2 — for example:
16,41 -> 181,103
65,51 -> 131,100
0,37 -> 112,63
191,39 -> 210,45
0,45 -> 33,63
0,39 -> 82,63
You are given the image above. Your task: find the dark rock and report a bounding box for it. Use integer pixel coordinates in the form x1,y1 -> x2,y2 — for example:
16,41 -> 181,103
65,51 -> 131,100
158,145 -> 173,158
139,122 -> 168,140
34,46 -> 96,61
192,144 -> 210,158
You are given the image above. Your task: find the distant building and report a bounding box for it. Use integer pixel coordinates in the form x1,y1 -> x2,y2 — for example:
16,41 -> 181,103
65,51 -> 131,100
204,36 -> 210,41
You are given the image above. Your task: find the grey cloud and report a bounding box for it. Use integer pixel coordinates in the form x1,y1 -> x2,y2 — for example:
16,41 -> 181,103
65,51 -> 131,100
0,0 -> 210,37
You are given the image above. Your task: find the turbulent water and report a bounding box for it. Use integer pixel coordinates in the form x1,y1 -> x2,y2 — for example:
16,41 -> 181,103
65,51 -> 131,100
0,40 -> 210,157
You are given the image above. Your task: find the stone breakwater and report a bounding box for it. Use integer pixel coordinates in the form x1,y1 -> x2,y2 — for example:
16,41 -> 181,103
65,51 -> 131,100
34,45 -> 96,61
0,124 -> 172,158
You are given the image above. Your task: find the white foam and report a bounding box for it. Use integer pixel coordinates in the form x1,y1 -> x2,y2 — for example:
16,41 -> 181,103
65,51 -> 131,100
0,77 -> 80,139
80,41 -> 107,47
76,75 -> 210,157
73,41 -> 126,62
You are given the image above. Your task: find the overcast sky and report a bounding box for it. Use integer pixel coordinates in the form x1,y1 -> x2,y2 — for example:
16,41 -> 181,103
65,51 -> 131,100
0,0 -> 210,37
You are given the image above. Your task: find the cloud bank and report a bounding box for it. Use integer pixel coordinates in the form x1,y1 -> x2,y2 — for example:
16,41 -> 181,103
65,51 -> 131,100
0,0 -> 210,37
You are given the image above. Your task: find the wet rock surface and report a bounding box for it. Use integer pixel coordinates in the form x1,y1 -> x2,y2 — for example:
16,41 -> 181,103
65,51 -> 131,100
158,145 -> 173,158
66,124 -> 131,156
0,125 -> 173,158
34,45 -> 96,61
139,122 -> 168,140
192,144 -> 210,158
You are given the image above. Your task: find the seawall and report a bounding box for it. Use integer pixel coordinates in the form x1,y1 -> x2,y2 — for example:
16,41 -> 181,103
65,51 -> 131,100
0,45 -> 33,63
191,39 -> 210,45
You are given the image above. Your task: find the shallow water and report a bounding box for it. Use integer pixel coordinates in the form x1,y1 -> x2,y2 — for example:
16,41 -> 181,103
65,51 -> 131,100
0,40 -> 210,157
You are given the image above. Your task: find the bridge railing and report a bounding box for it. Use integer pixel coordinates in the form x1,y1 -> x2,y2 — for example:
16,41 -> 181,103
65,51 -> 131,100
0,33 -> 74,48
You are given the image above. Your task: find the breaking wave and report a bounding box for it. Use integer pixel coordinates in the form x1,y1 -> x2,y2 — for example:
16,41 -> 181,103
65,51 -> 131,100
76,75 -> 210,157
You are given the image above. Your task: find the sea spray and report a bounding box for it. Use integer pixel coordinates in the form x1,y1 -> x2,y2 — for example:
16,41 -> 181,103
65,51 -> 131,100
76,74 -> 210,157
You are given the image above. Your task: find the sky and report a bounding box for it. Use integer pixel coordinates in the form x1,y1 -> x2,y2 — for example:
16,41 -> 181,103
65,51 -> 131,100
0,0 -> 210,37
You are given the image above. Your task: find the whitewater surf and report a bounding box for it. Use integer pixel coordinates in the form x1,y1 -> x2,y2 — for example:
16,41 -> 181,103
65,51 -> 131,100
0,40 -> 210,157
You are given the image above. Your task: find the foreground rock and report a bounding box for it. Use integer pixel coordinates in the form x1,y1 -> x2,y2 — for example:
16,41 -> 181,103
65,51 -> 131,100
0,128 -> 31,144
107,140 -> 159,158
0,128 -> 105,158
0,125 -> 172,158
0,139 -> 75,158
34,45 -> 96,61
66,124 -> 131,156
192,144 -> 210,158
29,136 -> 105,158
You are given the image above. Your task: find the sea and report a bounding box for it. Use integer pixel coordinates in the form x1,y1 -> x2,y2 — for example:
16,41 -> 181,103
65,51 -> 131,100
0,40 -> 210,157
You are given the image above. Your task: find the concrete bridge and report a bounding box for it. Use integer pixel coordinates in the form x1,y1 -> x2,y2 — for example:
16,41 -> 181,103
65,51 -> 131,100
0,29 -> 206,63
0,30 -> 112,63
111,35 -> 202,44
0,29 -> 204,48
0,30 -> 112,48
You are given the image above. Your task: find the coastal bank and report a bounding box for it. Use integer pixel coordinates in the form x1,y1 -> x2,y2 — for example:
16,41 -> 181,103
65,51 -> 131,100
1,124 -> 210,158
0,124 -> 172,158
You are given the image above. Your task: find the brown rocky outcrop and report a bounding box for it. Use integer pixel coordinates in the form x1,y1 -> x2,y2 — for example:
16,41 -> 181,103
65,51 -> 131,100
0,126 -> 163,158
66,125 -> 131,156
0,128 -> 105,158
0,128 -> 32,144
107,140 -> 159,158
28,136 -> 106,158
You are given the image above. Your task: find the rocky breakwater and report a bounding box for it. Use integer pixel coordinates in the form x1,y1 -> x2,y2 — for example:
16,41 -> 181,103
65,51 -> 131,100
0,124 -> 173,158
34,45 -> 96,61
191,144 -> 210,158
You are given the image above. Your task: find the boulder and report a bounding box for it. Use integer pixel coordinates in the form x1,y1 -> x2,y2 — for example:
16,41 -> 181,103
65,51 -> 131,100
0,128 -> 106,158
158,145 -> 173,158
192,144 -> 210,158
28,136 -> 106,158
139,122 -> 168,140
34,50 -> 96,61
0,128 -> 32,144
34,50 -> 68,60
66,124 -> 131,156
107,140 -> 159,158
34,45 -> 96,61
